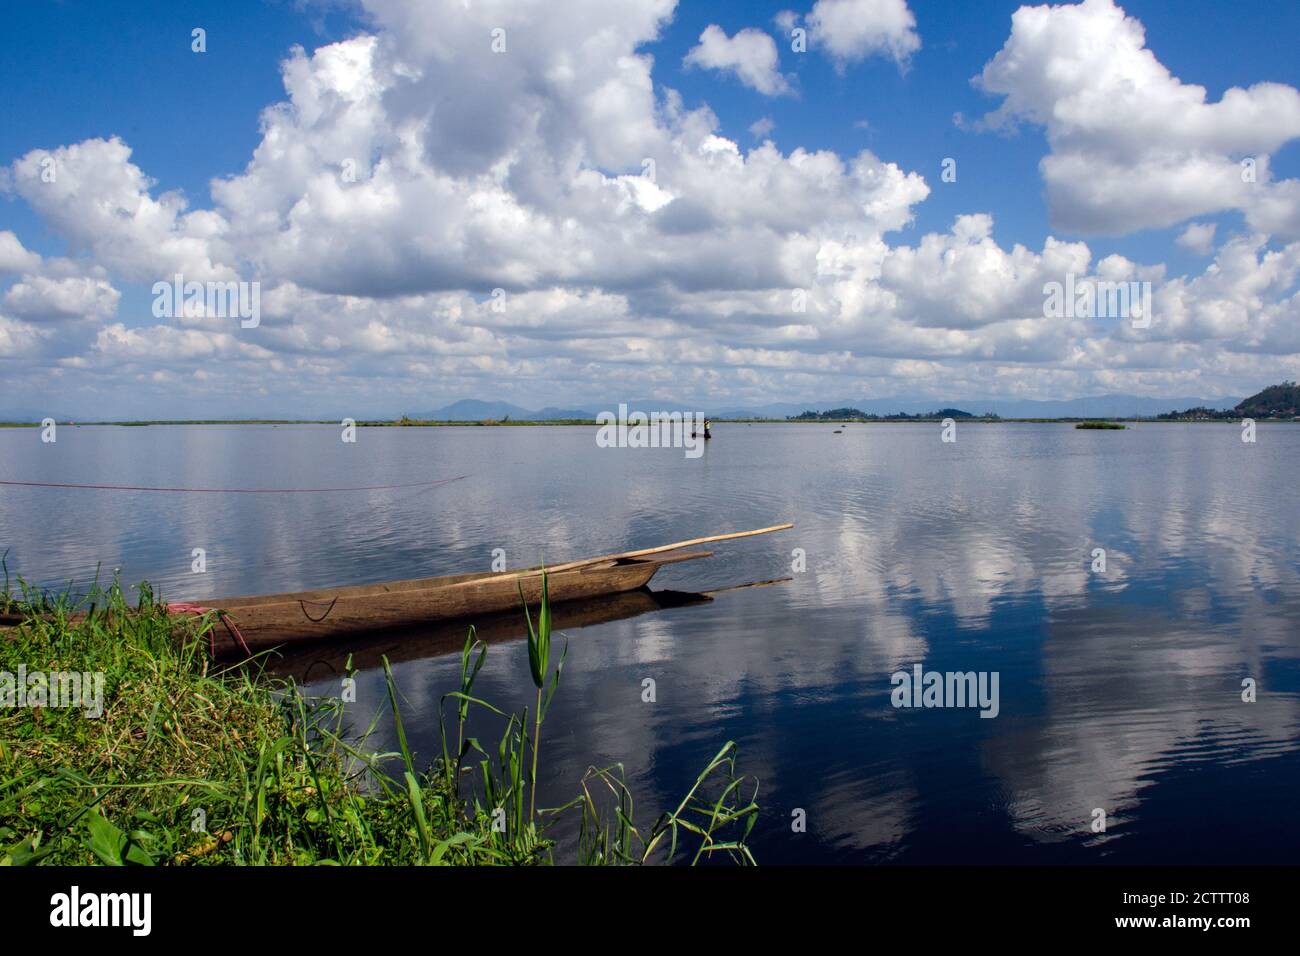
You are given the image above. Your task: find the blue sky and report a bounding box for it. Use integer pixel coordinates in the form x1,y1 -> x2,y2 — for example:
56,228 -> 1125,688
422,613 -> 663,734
2,0 -> 1299,417
8,0 -> 1294,261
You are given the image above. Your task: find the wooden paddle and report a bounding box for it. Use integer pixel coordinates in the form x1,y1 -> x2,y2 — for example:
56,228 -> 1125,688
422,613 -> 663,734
441,522 -> 795,590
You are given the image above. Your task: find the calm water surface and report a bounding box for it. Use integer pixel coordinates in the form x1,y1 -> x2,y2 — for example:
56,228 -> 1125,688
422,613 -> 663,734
3,422 -> 1298,863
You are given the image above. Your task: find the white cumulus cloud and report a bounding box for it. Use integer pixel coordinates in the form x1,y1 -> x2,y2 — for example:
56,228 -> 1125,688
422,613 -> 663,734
685,25 -> 793,96
975,0 -> 1300,237
808,0 -> 921,68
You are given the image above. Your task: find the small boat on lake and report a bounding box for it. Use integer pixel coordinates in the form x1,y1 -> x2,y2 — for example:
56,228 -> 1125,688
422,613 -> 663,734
269,575 -> 792,681
182,523 -> 792,656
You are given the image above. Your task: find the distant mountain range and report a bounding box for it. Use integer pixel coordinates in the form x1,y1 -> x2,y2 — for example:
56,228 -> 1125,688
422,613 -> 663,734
2,393 -> 1246,424
413,394 -> 1241,421
410,399 -> 596,421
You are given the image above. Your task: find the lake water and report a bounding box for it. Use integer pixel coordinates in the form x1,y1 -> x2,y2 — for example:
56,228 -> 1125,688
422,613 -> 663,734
3,422 -> 1298,863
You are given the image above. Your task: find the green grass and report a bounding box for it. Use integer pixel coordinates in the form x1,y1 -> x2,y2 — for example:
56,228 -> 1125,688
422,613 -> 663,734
0,571 -> 758,866
1074,421 -> 1127,429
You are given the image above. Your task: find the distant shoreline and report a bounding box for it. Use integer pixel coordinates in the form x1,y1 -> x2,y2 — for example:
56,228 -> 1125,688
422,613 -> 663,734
3,417 -> 1295,428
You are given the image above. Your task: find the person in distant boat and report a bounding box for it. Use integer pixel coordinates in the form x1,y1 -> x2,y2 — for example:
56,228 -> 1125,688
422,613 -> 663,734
693,418 -> 711,440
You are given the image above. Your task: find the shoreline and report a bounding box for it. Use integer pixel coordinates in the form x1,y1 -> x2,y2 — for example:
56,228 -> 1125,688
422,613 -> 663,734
0,578 -> 758,866
3,417 -> 1296,428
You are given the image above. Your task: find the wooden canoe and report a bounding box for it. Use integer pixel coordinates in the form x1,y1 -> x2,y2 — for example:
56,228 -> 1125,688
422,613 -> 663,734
265,586 -> 717,680
267,576 -> 791,680
188,523 -> 792,655
2,523 -> 793,657
195,548 -> 710,654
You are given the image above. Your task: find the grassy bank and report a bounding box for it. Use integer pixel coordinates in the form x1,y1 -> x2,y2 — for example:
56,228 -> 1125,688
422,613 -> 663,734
0,576 -> 758,866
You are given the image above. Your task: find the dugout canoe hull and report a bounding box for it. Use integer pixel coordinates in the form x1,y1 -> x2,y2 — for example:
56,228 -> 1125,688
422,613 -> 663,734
266,587 -> 716,680
192,549 -> 712,655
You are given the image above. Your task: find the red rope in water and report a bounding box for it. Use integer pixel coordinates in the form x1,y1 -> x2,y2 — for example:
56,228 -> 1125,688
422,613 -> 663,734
0,475 -> 467,493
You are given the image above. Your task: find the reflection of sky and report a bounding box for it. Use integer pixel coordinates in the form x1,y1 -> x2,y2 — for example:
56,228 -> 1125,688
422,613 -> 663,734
3,422 -> 1298,862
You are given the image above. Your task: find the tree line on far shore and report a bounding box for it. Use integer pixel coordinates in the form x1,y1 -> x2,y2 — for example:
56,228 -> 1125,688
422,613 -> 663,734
1158,382 -> 1299,421
789,407 -> 992,422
